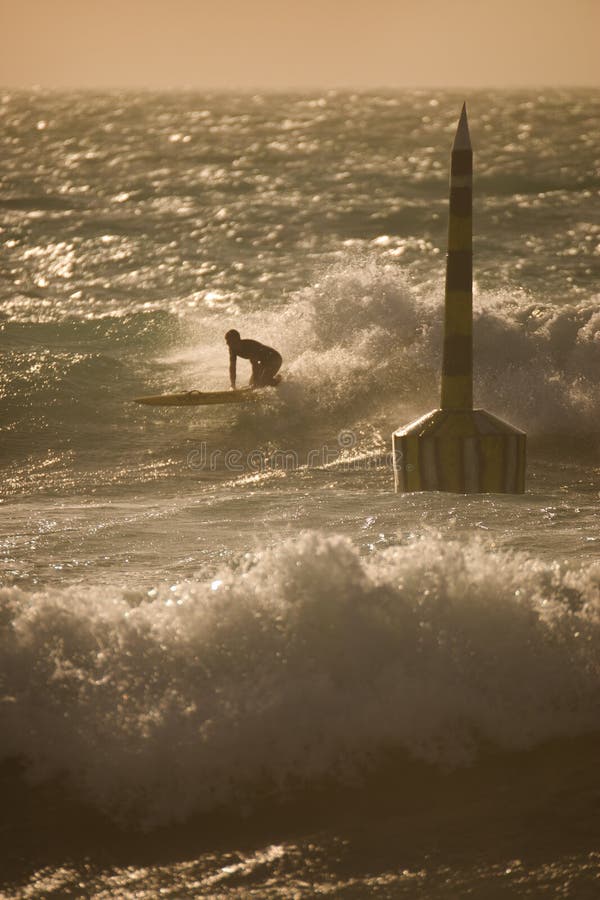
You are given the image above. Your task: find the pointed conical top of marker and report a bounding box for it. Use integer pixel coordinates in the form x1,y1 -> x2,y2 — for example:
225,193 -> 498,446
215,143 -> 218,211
452,102 -> 471,151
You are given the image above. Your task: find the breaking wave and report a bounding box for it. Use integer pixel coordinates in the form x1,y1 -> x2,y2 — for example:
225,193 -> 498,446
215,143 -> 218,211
174,257 -> 600,436
2,531 -> 599,826
4,258 -> 600,469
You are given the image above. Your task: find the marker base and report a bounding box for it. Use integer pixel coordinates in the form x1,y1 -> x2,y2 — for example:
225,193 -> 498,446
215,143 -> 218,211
393,408 -> 526,494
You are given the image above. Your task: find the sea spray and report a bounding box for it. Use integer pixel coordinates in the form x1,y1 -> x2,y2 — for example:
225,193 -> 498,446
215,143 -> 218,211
279,263 -> 600,433
166,258 -> 600,433
2,531 -> 600,826
4,258 -> 600,459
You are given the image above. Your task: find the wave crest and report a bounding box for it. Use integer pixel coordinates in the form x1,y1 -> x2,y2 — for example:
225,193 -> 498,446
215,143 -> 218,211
2,532 -> 600,825
212,259 -> 600,434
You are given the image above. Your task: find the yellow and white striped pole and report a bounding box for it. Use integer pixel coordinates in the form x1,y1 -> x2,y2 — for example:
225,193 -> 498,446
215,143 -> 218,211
392,104 -> 526,494
442,103 -> 472,411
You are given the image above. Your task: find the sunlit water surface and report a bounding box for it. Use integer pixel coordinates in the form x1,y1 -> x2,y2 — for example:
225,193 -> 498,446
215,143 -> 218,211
1,89 -> 600,897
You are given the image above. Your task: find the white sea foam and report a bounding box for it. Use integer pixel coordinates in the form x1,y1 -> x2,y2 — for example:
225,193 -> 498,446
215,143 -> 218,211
285,263 -> 600,433
2,532 -> 599,825
5,260 -> 600,446
177,258 -> 600,435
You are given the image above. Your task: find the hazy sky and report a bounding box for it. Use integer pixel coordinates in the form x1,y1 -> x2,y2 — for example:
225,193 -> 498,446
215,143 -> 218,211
1,0 -> 598,89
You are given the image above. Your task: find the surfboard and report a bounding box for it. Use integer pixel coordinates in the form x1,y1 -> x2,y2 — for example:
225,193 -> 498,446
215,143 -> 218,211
134,388 -> 259,407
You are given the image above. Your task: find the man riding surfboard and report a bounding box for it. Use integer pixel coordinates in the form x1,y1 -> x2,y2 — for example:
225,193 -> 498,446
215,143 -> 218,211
225,329 -> 282,389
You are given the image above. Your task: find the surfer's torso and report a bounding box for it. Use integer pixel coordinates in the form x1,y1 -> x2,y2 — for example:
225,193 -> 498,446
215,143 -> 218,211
229,339 -> 280,363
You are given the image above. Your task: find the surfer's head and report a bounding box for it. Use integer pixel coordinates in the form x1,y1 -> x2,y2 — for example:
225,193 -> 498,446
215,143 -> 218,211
225,329 -> 241,347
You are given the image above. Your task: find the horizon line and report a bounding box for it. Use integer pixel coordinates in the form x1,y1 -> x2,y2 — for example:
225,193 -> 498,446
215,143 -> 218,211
2,83 -> 598,93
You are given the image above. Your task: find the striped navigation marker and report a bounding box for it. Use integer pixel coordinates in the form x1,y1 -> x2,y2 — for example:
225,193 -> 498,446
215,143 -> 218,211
442,103 -> 473,410
392,104 -> 526,494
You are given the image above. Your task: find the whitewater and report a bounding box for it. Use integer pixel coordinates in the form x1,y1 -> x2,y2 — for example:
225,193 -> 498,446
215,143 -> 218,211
1,88 -> 600,897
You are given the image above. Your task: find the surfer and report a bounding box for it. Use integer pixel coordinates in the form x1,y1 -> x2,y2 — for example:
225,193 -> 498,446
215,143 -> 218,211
225,329 -> 282,389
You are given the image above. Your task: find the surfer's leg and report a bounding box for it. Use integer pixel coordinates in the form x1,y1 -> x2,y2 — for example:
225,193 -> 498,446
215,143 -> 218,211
250,360 -> 262,387
262,352 -> 282,386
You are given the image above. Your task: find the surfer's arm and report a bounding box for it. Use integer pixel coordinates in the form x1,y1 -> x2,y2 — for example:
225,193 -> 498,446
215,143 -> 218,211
229,349 -> 237,389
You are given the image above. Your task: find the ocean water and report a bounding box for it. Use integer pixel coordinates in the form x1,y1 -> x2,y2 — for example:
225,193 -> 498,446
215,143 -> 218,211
1,88 -> 600,897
